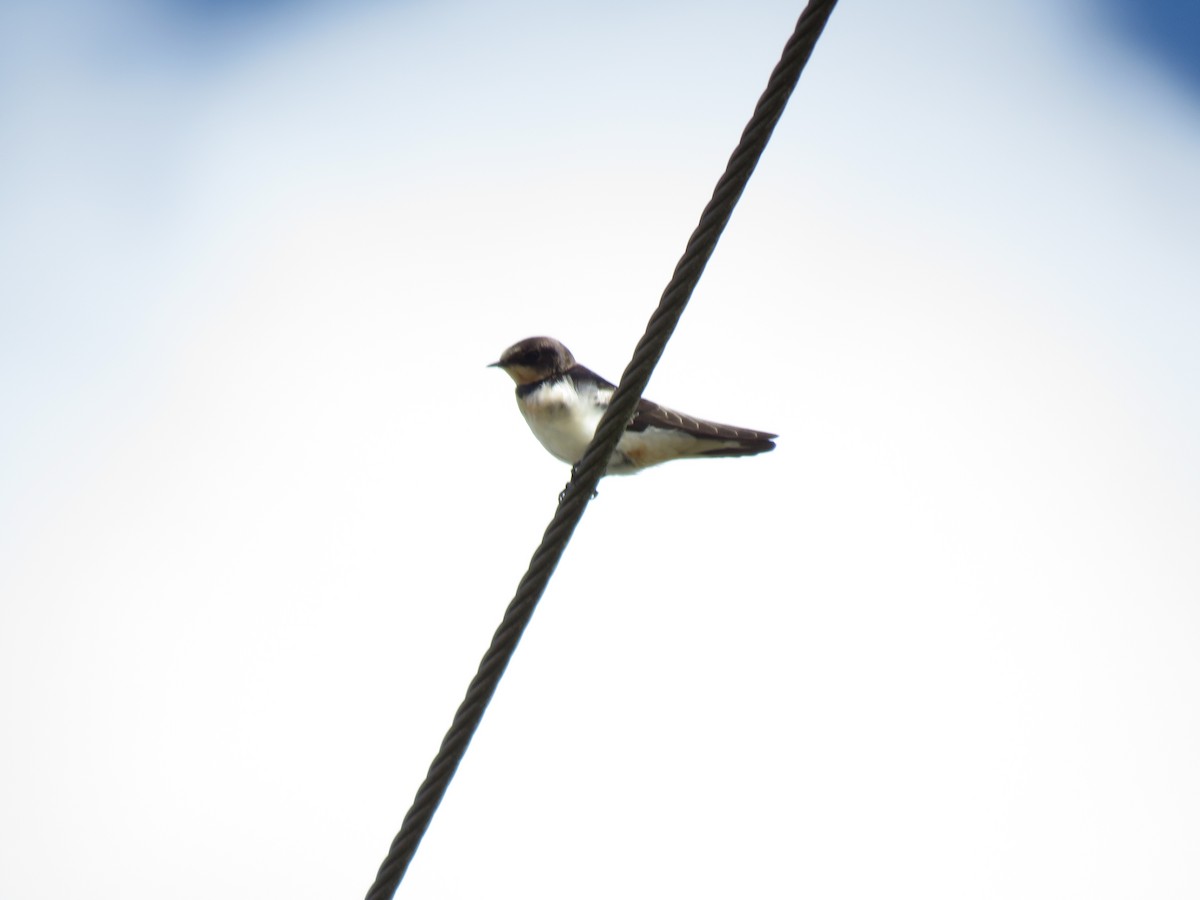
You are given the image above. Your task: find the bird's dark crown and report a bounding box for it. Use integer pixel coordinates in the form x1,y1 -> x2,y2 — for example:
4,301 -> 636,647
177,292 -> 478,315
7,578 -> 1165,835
492,337 -> 576,384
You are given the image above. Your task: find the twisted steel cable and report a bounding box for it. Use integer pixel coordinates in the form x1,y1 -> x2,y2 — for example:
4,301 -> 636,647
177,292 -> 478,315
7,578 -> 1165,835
366,2 -> 837,896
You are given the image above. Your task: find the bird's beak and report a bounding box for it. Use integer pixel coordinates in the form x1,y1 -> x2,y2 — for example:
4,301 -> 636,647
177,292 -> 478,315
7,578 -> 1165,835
487,361 -> 504,368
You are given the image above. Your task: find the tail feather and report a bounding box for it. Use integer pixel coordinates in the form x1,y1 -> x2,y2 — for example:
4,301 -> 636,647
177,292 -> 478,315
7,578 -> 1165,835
696,437 -> 776,459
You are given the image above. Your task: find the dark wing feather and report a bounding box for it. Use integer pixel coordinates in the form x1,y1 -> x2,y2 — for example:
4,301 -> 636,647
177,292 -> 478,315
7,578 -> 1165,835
567,364 -> 777,455
629,397 -> 777,446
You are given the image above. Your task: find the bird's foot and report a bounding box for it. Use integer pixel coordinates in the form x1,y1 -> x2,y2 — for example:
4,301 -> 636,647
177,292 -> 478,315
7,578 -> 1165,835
559,466 -> 600,504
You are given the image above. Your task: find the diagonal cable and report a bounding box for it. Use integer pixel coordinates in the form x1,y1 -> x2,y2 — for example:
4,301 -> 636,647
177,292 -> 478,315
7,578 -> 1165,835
366,2 -> 837,897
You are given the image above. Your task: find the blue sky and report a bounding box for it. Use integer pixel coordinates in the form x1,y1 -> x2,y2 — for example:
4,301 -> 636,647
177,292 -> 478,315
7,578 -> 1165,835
2,2 -> 1199,897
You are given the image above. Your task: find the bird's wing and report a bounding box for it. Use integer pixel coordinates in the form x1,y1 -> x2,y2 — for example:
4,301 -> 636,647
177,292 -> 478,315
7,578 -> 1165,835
568,364 -> 776,444
629,397 -> 777,443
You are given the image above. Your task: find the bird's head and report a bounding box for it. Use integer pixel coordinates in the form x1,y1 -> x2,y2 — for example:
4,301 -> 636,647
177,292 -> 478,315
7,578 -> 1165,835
489,336 -> 576,385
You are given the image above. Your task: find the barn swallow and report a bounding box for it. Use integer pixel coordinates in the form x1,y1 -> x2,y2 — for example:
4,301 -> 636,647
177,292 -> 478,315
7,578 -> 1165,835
490,336 -> 776,475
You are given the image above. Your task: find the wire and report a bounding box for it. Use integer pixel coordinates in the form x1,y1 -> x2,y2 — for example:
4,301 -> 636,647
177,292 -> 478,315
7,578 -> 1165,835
365,3 -> 837,896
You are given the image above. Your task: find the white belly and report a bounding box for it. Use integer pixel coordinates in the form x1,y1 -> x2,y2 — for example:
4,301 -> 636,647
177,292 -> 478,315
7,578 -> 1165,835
515,378 -> 744,474
517,378 -> 737,475
517,378 -> 608,466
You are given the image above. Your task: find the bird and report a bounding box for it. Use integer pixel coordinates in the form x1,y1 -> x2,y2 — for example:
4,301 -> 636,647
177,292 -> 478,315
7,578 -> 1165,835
490,336 -> 776,475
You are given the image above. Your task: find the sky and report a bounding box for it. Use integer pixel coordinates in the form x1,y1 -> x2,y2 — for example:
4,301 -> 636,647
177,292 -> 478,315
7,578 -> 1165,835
2,1 -> 1199,897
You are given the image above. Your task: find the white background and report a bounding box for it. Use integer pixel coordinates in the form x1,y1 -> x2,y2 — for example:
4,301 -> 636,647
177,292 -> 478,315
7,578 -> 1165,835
2,0 -> 1198,896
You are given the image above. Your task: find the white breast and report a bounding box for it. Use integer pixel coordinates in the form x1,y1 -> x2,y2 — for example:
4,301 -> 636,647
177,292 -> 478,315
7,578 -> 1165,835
516,378 -> 609,465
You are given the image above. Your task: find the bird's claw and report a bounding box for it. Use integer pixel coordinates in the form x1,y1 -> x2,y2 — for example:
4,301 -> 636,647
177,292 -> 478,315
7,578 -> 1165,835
558,466 -> 600,504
